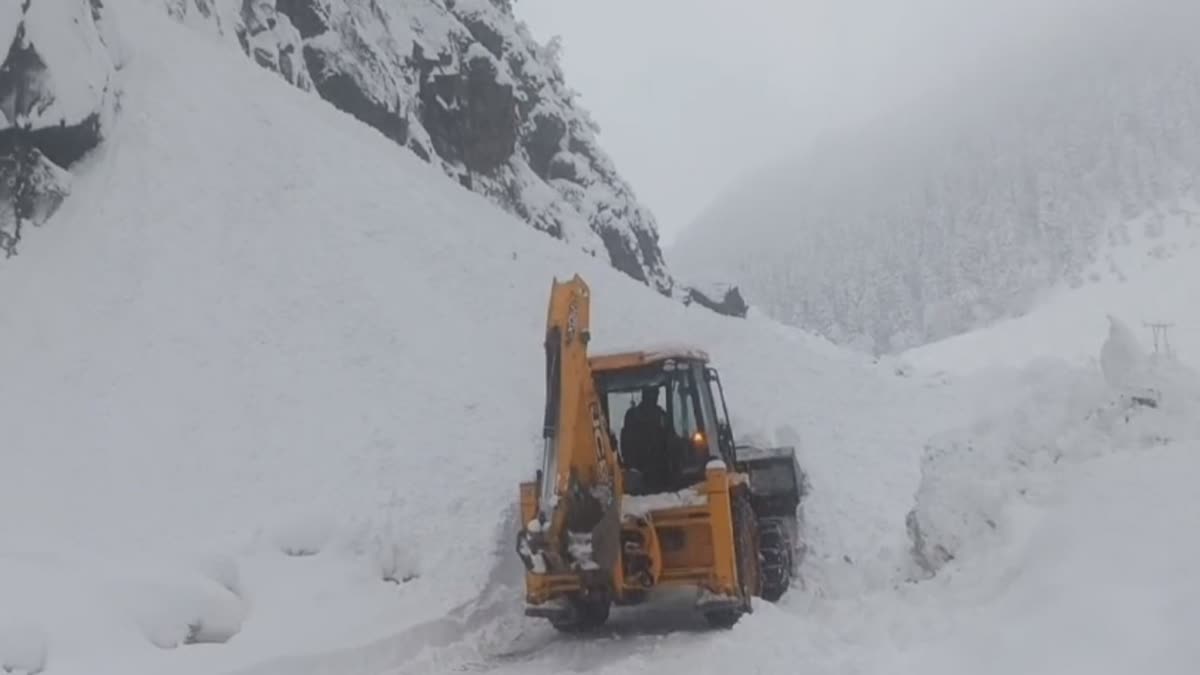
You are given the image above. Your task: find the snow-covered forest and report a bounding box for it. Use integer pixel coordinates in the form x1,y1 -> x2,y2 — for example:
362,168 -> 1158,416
671,1 -> 1200,353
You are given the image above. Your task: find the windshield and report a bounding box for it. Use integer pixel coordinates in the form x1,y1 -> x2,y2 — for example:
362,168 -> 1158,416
597,370 -> 702,454
594,361 -> 714,493
668,376 -> 702,440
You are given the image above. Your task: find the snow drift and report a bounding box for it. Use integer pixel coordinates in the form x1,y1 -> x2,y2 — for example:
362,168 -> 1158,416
906,314 -> 1200,577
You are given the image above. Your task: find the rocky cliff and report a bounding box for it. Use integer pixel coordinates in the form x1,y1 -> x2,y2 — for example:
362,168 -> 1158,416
1,0 -> 753,315
0,0 -> 119,256
160,0 -> 675,294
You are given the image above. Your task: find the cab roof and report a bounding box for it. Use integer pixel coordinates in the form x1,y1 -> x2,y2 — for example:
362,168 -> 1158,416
588,343 -> 710,372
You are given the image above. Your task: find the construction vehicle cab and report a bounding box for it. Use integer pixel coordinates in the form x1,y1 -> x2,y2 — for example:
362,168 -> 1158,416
516,276 -> 806,632
591,346 -> 732,497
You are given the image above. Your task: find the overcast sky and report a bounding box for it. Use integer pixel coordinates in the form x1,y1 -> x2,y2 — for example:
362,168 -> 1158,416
515,0 -> 1117,244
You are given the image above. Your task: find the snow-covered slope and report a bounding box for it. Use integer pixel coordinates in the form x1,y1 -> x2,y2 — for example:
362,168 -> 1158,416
904,211 -> 1200,376
1,0 -> 678,299
669,0 -> 1200,353
0,3 -> 963,673
158,0 -> 675,294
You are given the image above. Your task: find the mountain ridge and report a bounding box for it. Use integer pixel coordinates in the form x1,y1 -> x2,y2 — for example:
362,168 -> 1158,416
2,0 -> 750,314
670,0 -> 1200,351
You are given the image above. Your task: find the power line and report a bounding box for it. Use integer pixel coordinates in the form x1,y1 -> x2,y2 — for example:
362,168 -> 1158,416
1144,321 -> 1175,359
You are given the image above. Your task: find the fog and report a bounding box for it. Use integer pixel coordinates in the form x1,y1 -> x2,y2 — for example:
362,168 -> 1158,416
516,0 -> 1187,243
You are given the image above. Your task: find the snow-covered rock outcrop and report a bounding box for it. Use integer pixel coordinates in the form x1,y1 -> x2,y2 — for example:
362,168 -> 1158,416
158,0 -> 674,295
0,0 -> 119,256
671,0 -> 1200,349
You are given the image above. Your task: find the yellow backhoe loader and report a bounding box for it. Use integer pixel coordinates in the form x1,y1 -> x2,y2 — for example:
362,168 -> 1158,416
515,275 -> 807,631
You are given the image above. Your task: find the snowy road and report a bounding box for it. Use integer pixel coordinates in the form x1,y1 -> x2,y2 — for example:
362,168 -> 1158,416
259,440 -> 1200,675
213,423 -> 1200,675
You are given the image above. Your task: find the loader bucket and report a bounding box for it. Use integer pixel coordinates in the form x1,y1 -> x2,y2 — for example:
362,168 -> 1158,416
734,444 -> 807,518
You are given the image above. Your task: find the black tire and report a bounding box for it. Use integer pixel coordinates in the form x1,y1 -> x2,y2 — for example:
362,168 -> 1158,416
758,517 -> 794,602
549,592 -> 610,633
733,492 -> 762,606
703,608 -> 741,629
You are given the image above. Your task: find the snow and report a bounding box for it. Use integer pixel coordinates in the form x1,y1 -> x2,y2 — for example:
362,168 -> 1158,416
0,1 -> 21,75
464,41 -> 514,88
0,625 -> 48,675
14,0 -> 116,128
0,1 -> 953,672
907,351 -> 1200,576
668,2 -> 1200,353
589,341 -> 710,362
165,0 -> 673,293
892,443 -> 1200,675
2,0 -> 1199,673
621,488 -> 707,519
905,212 -> 1200,376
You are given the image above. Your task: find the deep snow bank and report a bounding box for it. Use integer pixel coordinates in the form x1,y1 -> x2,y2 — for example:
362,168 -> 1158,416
906,316 -> 1200,577
0,2 -> 954,672
892,442 -> 1200,675
517,441 -> 1200,675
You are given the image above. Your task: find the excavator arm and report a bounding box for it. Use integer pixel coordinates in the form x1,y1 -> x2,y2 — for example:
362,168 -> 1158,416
517,276 -> 623,589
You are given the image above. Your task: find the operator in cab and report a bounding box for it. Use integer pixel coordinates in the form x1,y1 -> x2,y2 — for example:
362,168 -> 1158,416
621,386 -> 673,493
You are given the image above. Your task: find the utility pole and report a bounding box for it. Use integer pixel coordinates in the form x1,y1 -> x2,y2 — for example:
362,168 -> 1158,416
1144,321 -> 1175,359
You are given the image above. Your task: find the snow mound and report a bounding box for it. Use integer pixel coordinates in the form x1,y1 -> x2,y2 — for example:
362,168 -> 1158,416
263,511 -> 337,558
0,550 -> 247,674
906,323 -> 1200,576
1100,314 -> 1156,395
119,568 -> 245,649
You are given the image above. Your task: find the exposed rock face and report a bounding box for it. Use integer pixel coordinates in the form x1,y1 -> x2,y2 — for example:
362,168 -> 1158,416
0,140 -> 72,256
0,0 -> 748,318
161,0 -> 678,296
683,284 -> 749,319
275,0 -> 328,39
0,0 -> 117,256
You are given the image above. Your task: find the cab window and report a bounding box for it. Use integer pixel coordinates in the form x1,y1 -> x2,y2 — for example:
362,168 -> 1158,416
668,377 -> 701,439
